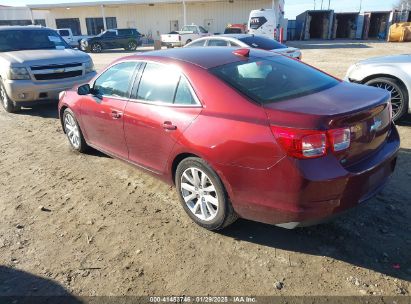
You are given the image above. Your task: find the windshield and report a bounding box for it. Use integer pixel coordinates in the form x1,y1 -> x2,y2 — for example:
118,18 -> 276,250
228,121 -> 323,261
182,26 -> 197,33
238,36 -> 287,50
210,56 -> 339,104
0,29 -> 69,52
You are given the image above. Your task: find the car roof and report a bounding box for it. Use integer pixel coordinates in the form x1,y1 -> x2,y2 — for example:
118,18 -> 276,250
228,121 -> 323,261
135,47 -> 277,69
219,34 -> 255,39
0,25 -> 51,31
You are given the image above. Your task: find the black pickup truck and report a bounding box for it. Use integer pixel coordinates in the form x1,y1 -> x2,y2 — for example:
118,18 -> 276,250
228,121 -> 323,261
80,28 -> 142,53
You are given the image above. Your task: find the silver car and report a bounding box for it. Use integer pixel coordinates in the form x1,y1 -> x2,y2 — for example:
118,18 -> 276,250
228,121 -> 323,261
345,55 -> 411,121
0,26 -> 96,113
184,34 -> 302,60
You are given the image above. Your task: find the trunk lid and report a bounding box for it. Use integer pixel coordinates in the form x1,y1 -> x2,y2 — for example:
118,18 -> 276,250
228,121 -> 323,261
264,82 -> 392,166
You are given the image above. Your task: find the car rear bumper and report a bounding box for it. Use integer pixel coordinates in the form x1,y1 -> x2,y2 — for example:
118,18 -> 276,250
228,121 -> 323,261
4,72 -> 96,104
217,124 -> 400,228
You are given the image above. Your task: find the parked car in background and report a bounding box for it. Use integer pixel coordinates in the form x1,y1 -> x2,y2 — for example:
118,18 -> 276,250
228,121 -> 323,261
161,25 -> 210,48
224,24 -> 247,34
56,28 -> 90,48
0,26 -> 96,113
80,28 -> 142,53
345,55 -> 411,121
185,34 -> 302,59
59,47 -> 399,230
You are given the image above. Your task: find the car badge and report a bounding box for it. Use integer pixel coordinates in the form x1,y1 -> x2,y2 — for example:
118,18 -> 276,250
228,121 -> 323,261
370,117 -> 382,133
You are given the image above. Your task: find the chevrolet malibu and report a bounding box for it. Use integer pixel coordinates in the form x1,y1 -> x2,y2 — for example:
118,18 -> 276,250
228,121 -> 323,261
58,47 -> 400,230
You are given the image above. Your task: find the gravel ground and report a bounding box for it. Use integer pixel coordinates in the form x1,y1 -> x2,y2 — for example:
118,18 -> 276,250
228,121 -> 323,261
0,40 -> 410,297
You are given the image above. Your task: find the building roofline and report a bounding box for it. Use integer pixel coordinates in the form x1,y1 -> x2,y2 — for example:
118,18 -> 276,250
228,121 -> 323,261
27,0 -> 220,9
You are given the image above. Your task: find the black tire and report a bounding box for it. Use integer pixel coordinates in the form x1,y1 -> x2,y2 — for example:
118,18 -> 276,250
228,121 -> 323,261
365,77 -> 408,122
0,80 -> 20,113
126,40 -> 137,51
91,42 -> 102,53
63,108 -> 88,153
175,157 -> 238,230
185,39 -> 192,45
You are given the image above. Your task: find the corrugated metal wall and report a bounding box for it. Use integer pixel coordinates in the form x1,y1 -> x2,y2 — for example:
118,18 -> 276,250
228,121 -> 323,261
43,0 -> 272,36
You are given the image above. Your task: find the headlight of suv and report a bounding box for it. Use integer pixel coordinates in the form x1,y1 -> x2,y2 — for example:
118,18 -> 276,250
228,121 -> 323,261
8,67 -> 30,80
84,60 -> 95,74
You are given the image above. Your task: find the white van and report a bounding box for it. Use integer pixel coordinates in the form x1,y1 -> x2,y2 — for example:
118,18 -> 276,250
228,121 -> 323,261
248,9 -> 277,39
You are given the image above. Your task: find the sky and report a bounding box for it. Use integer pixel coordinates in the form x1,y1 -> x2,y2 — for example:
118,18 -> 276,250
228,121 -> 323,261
0,0 -> 398,19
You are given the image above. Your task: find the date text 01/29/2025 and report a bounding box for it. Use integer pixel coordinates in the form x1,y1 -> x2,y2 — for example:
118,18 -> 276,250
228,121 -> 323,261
149,296 -> 257,303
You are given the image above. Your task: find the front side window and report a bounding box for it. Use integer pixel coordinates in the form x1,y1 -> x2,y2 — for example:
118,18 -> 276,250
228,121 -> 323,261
135,63 -> 197,105
59,30 -> 70,37
211,56 -> 339,104
94,62 -> 138,98
118,29 -> 132,36
207,39 -> 229,47
0,29 -> 69,52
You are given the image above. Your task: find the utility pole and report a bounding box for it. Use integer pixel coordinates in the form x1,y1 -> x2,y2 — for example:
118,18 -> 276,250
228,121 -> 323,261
328,0 -> 331,10
359,0 -> 363,12
321,0 -> 324,10
314,0 -> 316,10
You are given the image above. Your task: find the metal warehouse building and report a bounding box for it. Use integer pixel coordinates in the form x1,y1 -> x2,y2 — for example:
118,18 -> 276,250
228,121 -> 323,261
23,0 -> 281,37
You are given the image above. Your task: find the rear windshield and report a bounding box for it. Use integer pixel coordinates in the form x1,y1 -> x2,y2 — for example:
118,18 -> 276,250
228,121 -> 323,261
238,36 -> 287,50
224,28 -> 243,34
210,56 -> 339,104
0,29 -> 69,52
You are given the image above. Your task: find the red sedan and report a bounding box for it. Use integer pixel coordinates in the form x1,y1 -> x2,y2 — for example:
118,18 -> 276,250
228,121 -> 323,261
58,47 -> 400,230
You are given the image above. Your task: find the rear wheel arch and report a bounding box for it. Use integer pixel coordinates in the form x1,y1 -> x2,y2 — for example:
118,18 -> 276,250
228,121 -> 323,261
171,153 -> 200,185
171,152 -> 234,200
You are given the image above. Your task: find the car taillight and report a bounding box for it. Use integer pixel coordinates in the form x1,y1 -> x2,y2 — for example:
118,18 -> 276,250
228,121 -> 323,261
271,126 -> 351,159
328,128 -> 351,152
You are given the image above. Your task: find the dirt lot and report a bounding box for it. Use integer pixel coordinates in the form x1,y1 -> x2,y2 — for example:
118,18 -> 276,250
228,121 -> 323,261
1,41 -> 411,298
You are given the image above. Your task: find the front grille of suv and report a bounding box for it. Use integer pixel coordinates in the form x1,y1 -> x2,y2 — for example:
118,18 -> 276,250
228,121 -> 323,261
30,63 -> 83,81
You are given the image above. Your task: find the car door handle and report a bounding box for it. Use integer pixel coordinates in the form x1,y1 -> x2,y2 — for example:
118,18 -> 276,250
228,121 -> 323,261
162,121 -> 177,131
111,111 -> 122,119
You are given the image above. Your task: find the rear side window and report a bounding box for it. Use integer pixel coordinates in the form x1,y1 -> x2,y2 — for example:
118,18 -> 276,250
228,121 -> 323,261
94,61 -> 138,98
239,36 -> 287,50
210,56 -> 339,104
175,77 -> 196,105
207,39 -> 229,46
186,40 -> 206,47
134,63 -> 197,105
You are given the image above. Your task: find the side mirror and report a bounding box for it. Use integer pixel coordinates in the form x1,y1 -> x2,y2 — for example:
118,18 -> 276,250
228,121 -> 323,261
77,84 -> 91,95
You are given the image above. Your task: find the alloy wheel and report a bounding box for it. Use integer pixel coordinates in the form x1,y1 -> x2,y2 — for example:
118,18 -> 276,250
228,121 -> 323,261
370,81 -> 404,120
64,113 -> 81,149
92,44 -> 102,53
180,168 -> 219,221
128,41 -> 137,50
